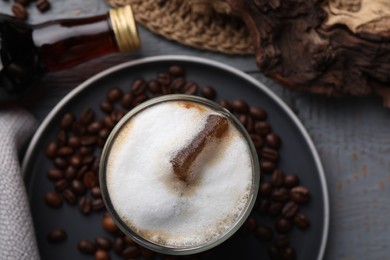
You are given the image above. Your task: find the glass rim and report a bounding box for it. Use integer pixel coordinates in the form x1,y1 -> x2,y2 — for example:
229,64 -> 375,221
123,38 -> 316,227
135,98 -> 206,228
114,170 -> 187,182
99,94 -> 260,255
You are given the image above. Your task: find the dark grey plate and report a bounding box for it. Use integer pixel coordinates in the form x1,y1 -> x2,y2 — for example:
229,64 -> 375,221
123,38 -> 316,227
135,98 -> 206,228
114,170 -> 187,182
22,55 -> 329,260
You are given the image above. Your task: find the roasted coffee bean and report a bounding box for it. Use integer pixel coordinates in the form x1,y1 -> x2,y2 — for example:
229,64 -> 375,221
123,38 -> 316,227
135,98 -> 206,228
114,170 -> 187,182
102,214 -> 118,233
260,160 -> 276,172
60,113 -> 75,131
72,122 -> 86,136
258,199 -> 270,213
282,201 -> 299,219
171,77 -> 185,93
268,246 -> 280,260
218,99 -> 233,111
62,189 -> 76,205
47,168 -> 63,181
68,136 -> 80,148
123,236 -> 135,245
275,217 -> 293,233
80,108 -> 95,125
44,192 -> 62,208
53,157 -> 68,169
76,165 -> 89,179
55,179 -> 69,192
255,224 -> 273,242
293,212 -> 310,229
156,73 -> 171,86
82,155 -> 94,166
121,93 -> 133,109
250,134 -> 263,150
122,246 -> 140,258
80,146 -> 94,156
100,101 -> 113,113
111,110 -> 125,123
238,114 -> 248,126
96,236 -> 112,250
58,146 -> 74,157
132,94 -> 148,106
183,81 -> 198,95
240,216 -> 257,233
266,133 -> 281,149
232,99 -> 249,113
147,80 -> 162,94
56,130 -> 67,146
201,86 -> 216,100
12,3 -> 27,20
92,199 -> 105,211
80,136 -> 97,146
275,234 -> 289,249
83,171 -> 98,188
131,79 -> 147,95
71,180 -> 86,195
103,115 -> 115,129
162,85 -> 171,95
78,197 -> 91,215
259,182 -> 273,197
88,121 -> 103,134
260,147 -> 279,162
95,250 -> 110,260
113,237 -> 125,255
36,0 -> 50,12
47,229 -> 67,243
99,128 -> 110,140
284,174 -> 300,188
70,155 -> 82,168
106,87 -> 123,103
168,65 -> 185,77
250,106 -> 267,120
78,240 -> 96,255
272,188 -> 290,202
291,186 -> 310,204
271,169 -> 285,187
255,121 -> 271,136
91,187 -> 102,198
45,141 -> 58,158
268,202 -> 283,216
281,246 -> 296,260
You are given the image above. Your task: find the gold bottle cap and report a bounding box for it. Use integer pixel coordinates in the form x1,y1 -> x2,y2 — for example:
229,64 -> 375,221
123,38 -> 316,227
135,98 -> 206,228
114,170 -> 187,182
109,5 -> 141,53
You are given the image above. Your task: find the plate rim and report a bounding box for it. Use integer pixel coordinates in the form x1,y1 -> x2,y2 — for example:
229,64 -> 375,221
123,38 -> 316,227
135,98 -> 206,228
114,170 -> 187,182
21,55 -> 329,260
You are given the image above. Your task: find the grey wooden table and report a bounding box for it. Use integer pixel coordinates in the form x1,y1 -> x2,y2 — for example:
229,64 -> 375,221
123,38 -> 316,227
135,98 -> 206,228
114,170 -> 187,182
2,1 -> 390,259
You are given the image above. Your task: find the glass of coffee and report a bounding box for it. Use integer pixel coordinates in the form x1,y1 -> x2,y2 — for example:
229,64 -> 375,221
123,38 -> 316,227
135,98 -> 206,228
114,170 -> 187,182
99,94 -> 260,255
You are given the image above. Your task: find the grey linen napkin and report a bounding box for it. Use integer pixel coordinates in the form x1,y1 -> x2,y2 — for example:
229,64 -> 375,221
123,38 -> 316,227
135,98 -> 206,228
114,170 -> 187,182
0,107 -> 40,260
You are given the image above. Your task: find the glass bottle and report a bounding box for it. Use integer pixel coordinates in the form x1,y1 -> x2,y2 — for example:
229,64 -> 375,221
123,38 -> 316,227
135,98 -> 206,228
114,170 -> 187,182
0,5 -> 140,101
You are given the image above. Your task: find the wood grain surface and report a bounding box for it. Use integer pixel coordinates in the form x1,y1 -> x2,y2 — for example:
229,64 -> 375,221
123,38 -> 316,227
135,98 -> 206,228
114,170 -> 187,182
1,1 -> 390,259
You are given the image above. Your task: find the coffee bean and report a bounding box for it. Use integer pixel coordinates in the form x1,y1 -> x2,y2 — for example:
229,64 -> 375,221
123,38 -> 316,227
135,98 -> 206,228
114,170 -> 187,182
47,168 -> 63,181
147,80 -> 162,94
250,106 -> 267,120
241,216 -> 257,233
92,199 -> 105,211
183,82 -> 198,95
12,3 -> 27,20
88,121 -> 103,134
94,250 -> 109,260
260,160 -> 276,172
255,224 -> 273,242
82,155 -> 94,166
268,202 -> 283,216
72,122 -> 86,136
291,186 -> 310,204
260,148 -> 279,162
275,217 -> 293,233
102,115 -> 115,130
106,87 -> 123,103
78,197 -> 91,215
132,94 -> 148,106
113,237 -> 125,255
58,146 -> 74,157
238,114 -> 248,126
36,0 -> 50,13
68,136 -> 80,148
99,128 -> 110,141
69,155 -> 82,168
56,130 -> 67,145
100,101 -> 113,113
218,99 -> 233,111
258,199 -> 270,213
76,165 -> 89,180
123,236 -> 135,245
102,214 -> 118,233
111,110 -> 125,123
156,73 -> 171,86
96,236 -> 112,251
284,174 -> 300,188
47,229 -> 67,243
282,201 -> 299,219
232,99 -> 249,113
91,187 -> 102,198
266,133 -> 281,149
272,188 -> 290,202
275,234 -> 289,249
80,146 -> 94,156
55,179 -> 69,192
255,121 -> 271,136
45,141 -> 58,158
64,166 -> 76,181
171,77 -> 186,93
71,179 -> 86,195
131,79 -> 147,95
60,113 -> 75,131
53,157 -> 68,169
168,65 -> 185,77
80,136 -> 97,146
281,246 -> 296,260
268,246 -> 280,260
44,192 -> 62,208
121,93 -> 133,109
79,108 -> 95,125
83,171 -> 98,188
122,246 -> 140,258
293,212 -> 310,229
78,240 -> 96,255
271,169 -> 285,187
62,189 -> 76,205
259,182 -> 273,197
201,86 -> 217,100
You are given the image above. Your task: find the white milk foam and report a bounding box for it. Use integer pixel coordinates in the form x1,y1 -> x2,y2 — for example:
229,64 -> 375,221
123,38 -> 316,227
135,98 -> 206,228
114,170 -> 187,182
106,101 -> 253,247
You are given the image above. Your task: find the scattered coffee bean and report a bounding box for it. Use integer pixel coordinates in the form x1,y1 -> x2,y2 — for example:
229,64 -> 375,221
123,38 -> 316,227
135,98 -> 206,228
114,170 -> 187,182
241,216 -> 257,233
250,134 -> 263,150
260,160 -> 276,172
96,236 -> 112,251
56,130 -> 67,145
156,73 -> 171,86
83,171 -> 98,188
60,113 -> 75,131
250,106 -> 267,120
80,108 -> 95,125
259,182 -> 273,197
12,3 -> 27,20
55,179 -> 69,192
36,0 -> 50,13
266,133 -> 281,149
92,199 -> 105,211
70,155 -> 82,168
113,237 -> 125,255
121,93 -> 133,109
183,81 -> 198,95
275,217 -> 293,233
71,180 -> 86,195
106,87 -> 123,103
260,147 -> 279,162
201,85 -> 217,100
281,246 -> 296,260
100,101 -> 113,113
271,169 -> 285,187
78,197 -> 91,215
258,199 -> 270,213
232,99 -> 249,113
102,214 -> 118,233
47,168 -> 63,181
76,165 -> 89,180
95,250 -> 110,260
132,94 -> 148,106
272,188 -> 290,202
80,136 -> 97,146
44,192 -> 62,208
293,212 -> 310,229
45,142 -> 58,158
91,187 -> 102,198
255,224 -> 273,242
268,202 -> 283,216
275,234 -> 289,249
72,122 -> 86,136
171,77 -> 185,93
78,240 -> 96,255
122,245 -> 140,258
131,79 -> 147,95
291,186 -> 310,204
168,65 -> 185,77
57,146 -> 74,157
282,201 -> 299,219
47,229 -> 67,243
123,236 -> 135,245
62,189 -> 76,205
68,136 -> 81,148
284,174 -> 300,188
88,121 -> 103,134
255,121 -> 271,136
147,80 -> 161,94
